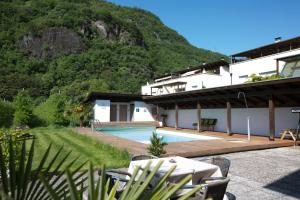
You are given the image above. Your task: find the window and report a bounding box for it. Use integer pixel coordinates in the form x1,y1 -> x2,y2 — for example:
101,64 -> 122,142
281,59 -> 300,77
259,70 -> 277,76
136,108 -> 140,112
239,75 -> 248,79
192,85 -> 198,88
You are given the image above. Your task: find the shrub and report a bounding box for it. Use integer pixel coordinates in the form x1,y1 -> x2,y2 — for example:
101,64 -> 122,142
34,93 -> 69,126
0,100 -> 14,128
147,132 -> 167,157
247,73 -> 284,83
0,128 -> 27,167
13,91 -> 34,127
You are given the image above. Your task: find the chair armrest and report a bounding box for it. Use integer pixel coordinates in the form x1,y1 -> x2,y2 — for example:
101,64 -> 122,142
180,185 -> 199,189
106,169 -> 132,177
176,184 -> 208,199
199,176 -> 226,183
107,174 -> 130,183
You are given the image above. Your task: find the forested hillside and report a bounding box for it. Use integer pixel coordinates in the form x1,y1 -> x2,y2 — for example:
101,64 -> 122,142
0,0 -> 226,127
0,0 -> 225,102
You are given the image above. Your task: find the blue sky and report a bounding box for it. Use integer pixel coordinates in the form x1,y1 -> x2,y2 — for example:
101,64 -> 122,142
108,0 -> 300,56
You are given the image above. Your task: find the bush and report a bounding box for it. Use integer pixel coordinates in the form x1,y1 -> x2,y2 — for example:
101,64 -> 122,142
147,132 -> 167,157
34,93 -> 68,126
247,73 -> 284,83
0,128 -> 27,167
13,91 -> 34,127
0,100 -> 14,128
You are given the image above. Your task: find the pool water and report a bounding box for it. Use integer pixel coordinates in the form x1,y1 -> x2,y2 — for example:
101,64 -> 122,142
98,127 -> 221,144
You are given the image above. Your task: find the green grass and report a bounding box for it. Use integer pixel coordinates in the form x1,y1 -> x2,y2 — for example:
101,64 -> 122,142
29,127 -> 131,170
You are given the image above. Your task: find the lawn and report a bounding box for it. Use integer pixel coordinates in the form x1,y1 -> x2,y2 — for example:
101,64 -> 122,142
29,127 -> 131,170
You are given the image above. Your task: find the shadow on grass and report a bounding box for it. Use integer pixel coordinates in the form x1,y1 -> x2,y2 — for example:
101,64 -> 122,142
264,168 -> 300,198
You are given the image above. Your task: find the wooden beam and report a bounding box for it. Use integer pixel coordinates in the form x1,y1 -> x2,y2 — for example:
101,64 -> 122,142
269,97 -> 275,141
227,101 -> 232,135
197,101 -> 202,132
175,103 -> 179,129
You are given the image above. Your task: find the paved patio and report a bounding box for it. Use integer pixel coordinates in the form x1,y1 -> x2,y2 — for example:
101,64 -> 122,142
195,147 -> 300,200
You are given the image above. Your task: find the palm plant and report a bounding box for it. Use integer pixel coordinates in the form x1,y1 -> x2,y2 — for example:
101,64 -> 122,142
0,138 -> 88,200
0,137 -> 203,200
42,161 -> 202,200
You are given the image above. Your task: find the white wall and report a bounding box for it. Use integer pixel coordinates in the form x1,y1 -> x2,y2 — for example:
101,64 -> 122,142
164,107 -> 299,137
94,100 -> 110,122
141,67 -> 231,95
231,49 -> 300,84
132,101 -> 155,122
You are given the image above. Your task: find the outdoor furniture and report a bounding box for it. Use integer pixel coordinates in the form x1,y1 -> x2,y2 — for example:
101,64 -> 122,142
280,129 -> 299,141
211,156 -> 231,177
173,177 -> 230,200
131,154 -> 158,161
104,169 -> 133,198
193,118 -> 218,131
128,156 -> 222,185
104,155 -> 158,196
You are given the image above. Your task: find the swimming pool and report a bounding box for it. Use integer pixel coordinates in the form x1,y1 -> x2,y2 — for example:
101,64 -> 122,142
97,127 -> 221,144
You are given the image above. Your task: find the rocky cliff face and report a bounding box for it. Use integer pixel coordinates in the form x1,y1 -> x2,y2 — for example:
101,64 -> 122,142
81,20 -> 145,47
20,27 -> 86,59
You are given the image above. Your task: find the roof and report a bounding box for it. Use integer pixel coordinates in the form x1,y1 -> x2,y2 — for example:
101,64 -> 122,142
86,92 -> 143,102
86,77 -> 300,108
277,54 -> 300,61
154,60 -> 229,80
143,77 -> 300,108
231,36 -> 300,59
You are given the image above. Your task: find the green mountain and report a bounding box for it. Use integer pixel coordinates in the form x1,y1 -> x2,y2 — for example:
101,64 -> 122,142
0,0 -> 226,103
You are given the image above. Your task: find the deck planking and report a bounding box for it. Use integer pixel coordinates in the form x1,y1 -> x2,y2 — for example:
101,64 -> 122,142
75,127 -> 298,157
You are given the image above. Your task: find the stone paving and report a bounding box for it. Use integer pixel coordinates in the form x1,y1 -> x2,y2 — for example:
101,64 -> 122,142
194,146 -> 300,200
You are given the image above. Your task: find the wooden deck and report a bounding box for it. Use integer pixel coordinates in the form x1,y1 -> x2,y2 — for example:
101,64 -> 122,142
75,127 -> 298,157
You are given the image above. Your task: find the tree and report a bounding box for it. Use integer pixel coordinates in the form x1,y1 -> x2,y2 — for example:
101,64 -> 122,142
33,93 -> 68,126
0,100 -> 14,128
52,95 -> 68,126
147,132 -> 167,157
13,90 -> 33,127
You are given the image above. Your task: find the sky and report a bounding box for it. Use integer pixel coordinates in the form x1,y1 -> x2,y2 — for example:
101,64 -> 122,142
108,0 -> 300,56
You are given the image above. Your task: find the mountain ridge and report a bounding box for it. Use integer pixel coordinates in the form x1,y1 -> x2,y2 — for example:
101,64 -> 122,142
0,0 -> 226,102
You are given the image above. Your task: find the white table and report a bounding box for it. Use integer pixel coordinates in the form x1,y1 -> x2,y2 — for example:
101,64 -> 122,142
128,156 -> 222,185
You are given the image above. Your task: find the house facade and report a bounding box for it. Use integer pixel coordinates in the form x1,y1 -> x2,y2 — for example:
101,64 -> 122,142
89,36 -> 300,138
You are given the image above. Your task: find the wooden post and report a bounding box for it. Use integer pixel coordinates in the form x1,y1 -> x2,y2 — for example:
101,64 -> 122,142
269,97 -> 275,141
197,101 -> 202,132
276,60 -> 279,75
175,103 -> 179,129
156,104 -> 160,121
227,101 -> 232,135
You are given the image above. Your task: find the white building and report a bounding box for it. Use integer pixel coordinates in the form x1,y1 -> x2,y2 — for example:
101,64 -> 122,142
142,37 -> 300,95
89,36 -> 300,138
230,36 -> 300,84
141,60 -> 231,96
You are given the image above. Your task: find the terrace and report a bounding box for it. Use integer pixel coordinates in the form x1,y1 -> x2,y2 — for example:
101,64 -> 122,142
75,127 -> 298,157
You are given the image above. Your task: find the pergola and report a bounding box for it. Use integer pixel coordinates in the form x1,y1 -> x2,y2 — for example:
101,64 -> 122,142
86,92 -> 143,102
144,77 -> 300,140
